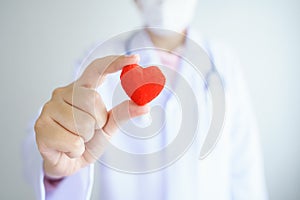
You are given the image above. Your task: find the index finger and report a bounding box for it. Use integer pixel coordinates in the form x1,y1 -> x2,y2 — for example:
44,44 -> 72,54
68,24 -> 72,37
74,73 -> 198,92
76,54 -> 140,88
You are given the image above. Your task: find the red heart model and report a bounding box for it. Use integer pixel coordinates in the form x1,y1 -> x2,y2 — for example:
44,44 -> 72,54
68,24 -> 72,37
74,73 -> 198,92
120,64 -> 166,106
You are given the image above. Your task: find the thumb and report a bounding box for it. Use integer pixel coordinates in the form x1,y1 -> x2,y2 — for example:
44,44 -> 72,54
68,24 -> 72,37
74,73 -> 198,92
103,100 -> 150,136
82,100 -> 149,164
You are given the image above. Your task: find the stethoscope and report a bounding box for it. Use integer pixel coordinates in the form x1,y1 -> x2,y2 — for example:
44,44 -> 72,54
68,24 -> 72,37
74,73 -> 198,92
123,30 -> 226,160
124,30 -> 224,90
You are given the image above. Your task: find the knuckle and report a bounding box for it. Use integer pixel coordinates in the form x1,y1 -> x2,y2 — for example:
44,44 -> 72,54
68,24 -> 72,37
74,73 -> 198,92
72,136 -> 84,149
93,91 -> 102,104
34,118 -> 51,153
93,92 -> 108,125
74,88 -> 96,111
77,144 -> 85,156
42,101 -> 52,112
87,90 -> 100,105
96,112 -> 107,128
34,117 -> 47,134
91,58 -> 101,66
69,143 -> 85,158
79,120 -> 94,141
36,140 -> 47,154
52,87 -> 64,97
82,90 -> 105,113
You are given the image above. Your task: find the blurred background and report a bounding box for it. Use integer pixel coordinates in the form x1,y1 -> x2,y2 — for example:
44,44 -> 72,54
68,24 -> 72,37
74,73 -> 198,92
0,0 -> 299,199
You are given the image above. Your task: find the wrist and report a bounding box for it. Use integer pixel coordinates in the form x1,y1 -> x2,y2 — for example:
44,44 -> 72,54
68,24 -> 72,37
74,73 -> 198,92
44,175 -> 64,192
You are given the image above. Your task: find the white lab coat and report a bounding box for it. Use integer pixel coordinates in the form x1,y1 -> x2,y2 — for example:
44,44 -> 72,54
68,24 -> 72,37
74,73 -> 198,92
22,29 -> 268,200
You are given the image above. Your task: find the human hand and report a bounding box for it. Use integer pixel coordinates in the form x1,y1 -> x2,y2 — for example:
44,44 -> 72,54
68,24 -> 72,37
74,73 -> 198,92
34,55 -> 149,179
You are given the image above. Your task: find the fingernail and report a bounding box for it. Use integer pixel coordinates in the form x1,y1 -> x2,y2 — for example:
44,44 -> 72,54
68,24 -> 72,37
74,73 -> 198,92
131,113 -> 152,128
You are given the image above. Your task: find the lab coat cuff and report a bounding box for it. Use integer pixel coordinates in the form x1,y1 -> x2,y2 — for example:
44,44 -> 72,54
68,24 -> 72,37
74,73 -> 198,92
39,164 -> 95,200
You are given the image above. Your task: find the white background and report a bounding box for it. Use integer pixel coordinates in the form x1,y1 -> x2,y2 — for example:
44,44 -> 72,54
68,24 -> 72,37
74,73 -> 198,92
0,0 -> 299,199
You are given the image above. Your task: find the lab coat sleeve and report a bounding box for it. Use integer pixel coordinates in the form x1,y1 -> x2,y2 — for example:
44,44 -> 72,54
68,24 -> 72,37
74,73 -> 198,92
22,122 -> 94,200
226,53 -> 268,200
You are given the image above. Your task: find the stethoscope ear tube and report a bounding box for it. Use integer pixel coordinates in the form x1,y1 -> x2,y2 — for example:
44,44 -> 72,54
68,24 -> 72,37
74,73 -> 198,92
199,41 -> 226,159
199,69 -> 226,159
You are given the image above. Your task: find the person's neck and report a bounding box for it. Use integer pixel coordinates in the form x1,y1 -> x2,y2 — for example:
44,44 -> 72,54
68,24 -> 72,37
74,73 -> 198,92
146,28 -> 187,51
